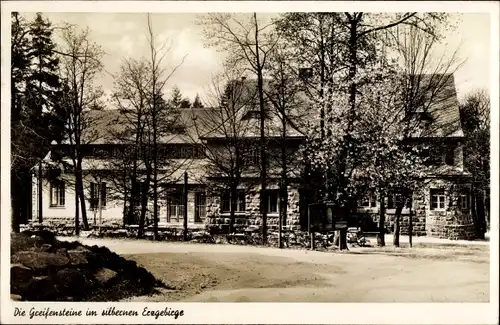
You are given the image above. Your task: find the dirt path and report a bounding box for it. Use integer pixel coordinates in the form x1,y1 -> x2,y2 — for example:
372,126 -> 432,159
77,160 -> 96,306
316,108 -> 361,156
59,237 -> 490,302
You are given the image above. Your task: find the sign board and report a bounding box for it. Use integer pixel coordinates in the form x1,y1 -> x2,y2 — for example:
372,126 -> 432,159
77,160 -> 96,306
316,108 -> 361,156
308,203 -> 337,232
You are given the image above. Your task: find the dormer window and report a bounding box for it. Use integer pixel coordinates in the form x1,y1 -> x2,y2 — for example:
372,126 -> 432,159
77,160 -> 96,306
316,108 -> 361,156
299,67 -> 313,80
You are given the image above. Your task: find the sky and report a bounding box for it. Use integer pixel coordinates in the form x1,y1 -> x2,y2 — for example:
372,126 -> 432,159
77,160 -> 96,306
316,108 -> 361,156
23,12 -> 492,103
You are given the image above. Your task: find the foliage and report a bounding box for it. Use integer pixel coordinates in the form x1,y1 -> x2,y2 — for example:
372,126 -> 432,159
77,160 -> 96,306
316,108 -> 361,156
10,12 -> 66,231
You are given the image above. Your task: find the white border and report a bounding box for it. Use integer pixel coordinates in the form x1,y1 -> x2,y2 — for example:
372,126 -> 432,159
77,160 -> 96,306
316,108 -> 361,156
1,2 -> 499,324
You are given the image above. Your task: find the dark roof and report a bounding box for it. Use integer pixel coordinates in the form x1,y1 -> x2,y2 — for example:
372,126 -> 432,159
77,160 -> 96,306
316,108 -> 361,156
408,73 -> 464,138
71,73 -> 462,145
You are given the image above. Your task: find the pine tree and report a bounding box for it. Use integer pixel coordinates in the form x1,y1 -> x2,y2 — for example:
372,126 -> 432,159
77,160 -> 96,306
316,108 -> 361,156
11,12 -> 64,231
169,86 -> 183,108
192,93 -> 204,108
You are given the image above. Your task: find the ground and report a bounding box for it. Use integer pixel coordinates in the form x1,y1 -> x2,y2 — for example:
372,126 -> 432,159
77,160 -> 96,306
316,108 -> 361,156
58,235 -> 490,302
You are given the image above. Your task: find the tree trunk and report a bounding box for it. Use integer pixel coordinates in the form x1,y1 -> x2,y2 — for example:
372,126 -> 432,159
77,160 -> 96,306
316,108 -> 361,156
75,179 -> 80,236
254,12 -> 268,245
377,195 -> 386,246
11,169 -> 21,233
229,182 -> 237,234
137,176 -> 150,238
408,197 -> 413,248
38,162 -> 43,224
393,204 -> 403,247
183,171 -> 188,241
338,204 -> 349,250
153,167 -> 158,240
76,159 -> 89,230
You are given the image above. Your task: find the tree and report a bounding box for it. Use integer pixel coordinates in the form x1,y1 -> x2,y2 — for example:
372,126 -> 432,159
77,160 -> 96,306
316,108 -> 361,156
200,13 -> 280,243
192,93 -> 204,108
10,12 -> 65,231
109,14 -> 186,239
109,58 -> 152,234
388,21 -> 464,247
57,25 -> 105,235
190,68 -> 256,234
169,85 -> 191,108
277,12 -> 451,248
264,41 -> 308,247
459,89 -> 490,238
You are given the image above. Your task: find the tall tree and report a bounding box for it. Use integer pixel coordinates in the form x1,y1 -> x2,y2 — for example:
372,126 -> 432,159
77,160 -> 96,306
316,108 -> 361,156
190,68 -> 256,234
388,22 -> 463,247
200,13 -> 279,243
10,12 -> 65,231
57,25 -> 105,234
264,41 -> 308,247
459,89 -> 490,238
277,12 -> 451,248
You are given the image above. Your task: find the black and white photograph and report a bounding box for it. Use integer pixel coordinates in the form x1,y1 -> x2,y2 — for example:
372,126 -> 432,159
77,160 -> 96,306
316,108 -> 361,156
1,1 -> 498,324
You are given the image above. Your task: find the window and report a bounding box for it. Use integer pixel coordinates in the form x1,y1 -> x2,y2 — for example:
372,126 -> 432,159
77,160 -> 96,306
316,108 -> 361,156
90,182 -> 107,209
167,192 -> 185,222
221,190 -> 246,213
50,180 -> 65,207
361,192 -> 377,208
445,147 -> 455,166
430,189 -> 446,210
387,194 -> 408,209
268,190 -> 279,214
132,181 -> 146,207
195,191 -> 206,223
458,191 -> 469,210
245,148 -> 260,165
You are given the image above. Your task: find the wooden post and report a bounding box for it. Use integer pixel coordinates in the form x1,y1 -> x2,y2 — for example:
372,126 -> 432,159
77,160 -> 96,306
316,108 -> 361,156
98,180 -> 103,226
38,161 -> 43,223
409,204 -> 413,248
278,180 -> 283,249
183,172 -> 188,241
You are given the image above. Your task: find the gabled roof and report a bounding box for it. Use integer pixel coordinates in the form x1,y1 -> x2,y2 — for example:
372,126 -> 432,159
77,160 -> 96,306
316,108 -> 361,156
60,73 -> 462,146
194,78 -> 306,140
408,73 -> 464,138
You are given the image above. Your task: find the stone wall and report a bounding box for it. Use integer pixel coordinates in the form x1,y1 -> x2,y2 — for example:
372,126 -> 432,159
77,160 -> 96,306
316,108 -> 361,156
205,182 -> 302,233
422,178 -> 476,240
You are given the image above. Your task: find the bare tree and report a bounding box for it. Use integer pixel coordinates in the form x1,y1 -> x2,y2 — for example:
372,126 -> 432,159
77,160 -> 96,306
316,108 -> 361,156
189,67 -> 256,234
200,13 -> 280,243
388,23 -> 465,247
106,14 -> 186,239
57,25 -> 105,235
264,41 -> 308,247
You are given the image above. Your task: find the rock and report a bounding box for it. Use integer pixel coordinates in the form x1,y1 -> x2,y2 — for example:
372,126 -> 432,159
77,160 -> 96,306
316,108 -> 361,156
56,248 -> 68,256
11,233 -> 45,255
67,250 -> 88,266
11,294 -> 22,301
38,243 -> 53,252
54,268 -> 93,296
24,276 -> 59,301
73,245 -> 90,252
93,268 -> 118,286
12,251 -> 70,270
11,264 -> 33,295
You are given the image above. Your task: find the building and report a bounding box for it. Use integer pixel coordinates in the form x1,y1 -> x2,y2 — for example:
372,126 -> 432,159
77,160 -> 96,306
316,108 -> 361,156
29,74 -> 478,239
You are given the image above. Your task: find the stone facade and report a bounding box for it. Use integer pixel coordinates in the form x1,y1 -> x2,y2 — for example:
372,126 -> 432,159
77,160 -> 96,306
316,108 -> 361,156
354,176 -> 475,240
205,182 -> 301,232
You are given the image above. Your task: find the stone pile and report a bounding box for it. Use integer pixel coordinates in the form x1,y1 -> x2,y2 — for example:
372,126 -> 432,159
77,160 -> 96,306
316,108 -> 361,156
10,231 -> 165,301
